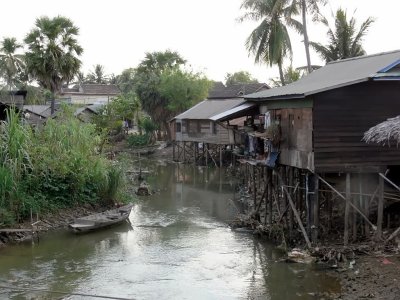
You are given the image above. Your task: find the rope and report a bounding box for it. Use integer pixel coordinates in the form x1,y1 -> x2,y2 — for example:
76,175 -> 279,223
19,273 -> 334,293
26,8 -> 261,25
0,285 -> 135,300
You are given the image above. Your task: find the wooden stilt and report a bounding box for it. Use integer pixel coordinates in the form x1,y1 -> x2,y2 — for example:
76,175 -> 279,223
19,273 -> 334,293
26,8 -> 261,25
219,146 -> 223,167
344,173 -> 351,245
205,143 -> 209,167
278,172 -> 312,249
377,174 -> 384,239
312,175 -> 319,242
183,141 -> 186,163
268,169 -> 273,225
252,165 -> 257,207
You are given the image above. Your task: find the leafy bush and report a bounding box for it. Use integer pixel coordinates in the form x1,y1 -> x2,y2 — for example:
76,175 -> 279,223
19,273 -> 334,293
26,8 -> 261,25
127,134 -> 150,147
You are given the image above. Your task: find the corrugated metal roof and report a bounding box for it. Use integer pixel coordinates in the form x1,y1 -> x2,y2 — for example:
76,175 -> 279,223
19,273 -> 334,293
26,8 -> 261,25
210,103 -> 256,121
23,105 -> 52,118
246,50 -> 400,100
174,98 -> 244,120
209,83 -> 269,99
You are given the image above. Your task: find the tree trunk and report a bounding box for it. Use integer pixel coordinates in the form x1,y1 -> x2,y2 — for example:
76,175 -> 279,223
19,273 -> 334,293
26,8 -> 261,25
302,0 -> 312,74
163,120 -> 172,142
278,61 -> 285,86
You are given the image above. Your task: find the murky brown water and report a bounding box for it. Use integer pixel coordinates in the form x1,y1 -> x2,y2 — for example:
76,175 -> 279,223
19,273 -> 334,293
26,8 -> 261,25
0,162 -> 340,299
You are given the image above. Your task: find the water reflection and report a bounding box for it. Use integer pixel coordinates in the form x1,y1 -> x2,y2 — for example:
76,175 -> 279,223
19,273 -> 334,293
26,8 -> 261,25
0,162 -> 340,299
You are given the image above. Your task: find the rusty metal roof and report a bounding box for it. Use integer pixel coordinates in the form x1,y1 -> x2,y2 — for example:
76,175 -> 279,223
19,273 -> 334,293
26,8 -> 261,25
246,50 -> 400,101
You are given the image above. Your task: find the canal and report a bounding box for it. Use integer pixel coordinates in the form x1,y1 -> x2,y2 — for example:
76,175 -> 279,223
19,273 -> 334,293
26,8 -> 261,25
0,162 -> 340,299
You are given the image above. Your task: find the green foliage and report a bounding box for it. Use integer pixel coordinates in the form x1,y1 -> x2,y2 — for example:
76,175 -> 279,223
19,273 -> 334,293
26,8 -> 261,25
270,65 -> 301,87
134,50 -> 211,140
0,37 -> 25,90
116,68 -> 136,95
24,16 -> 83,96
159,69 -> 211,112
127,134 -> 151,147
310,8 -> 375,63
0,106 -> 129,224
225,71 -> 258,86
86,64 -> 109,84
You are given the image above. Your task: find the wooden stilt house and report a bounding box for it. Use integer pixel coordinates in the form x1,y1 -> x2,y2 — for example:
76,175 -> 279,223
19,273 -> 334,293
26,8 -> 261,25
171,83 -> 268,166
242,50 -> 400,244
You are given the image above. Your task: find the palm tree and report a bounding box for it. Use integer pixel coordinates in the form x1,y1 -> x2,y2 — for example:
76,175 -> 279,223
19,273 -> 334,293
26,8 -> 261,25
0,37 -> 25,95
310,8 -> 374,63
240,0 -> 300,85
296,0 -> 327,73
24,16 -> 83,113
86,64 -> 109,84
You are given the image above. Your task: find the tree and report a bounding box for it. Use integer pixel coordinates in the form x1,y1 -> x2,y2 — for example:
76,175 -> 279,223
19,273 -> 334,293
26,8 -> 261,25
310,8 -> 374,63
116,68 -> 136,95
86,64 -> 109,84
0,37 -> 25,93
134,50 -> 210,141
24,16 -> 83,113
269,65 -> 301,87
240,0 -> 299,85
225,71 -> 258,86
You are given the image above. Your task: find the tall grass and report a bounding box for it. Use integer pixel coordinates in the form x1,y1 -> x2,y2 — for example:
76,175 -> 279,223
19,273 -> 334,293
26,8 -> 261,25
0,106 -> 130,225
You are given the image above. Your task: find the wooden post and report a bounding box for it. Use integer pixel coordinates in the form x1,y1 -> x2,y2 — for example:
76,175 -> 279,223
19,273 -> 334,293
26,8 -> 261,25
377,174 -> 384,239
278,172 -> 312,249
183,141 -> 186,163
173,141 -> 175,161
268,169 -> 273,225
288,167 -> 294,237
252,165 -> 257,207
205,143 -> 208,167
312,175 -> 319,242
344,173 -> 351,245
219,146 -> 223,167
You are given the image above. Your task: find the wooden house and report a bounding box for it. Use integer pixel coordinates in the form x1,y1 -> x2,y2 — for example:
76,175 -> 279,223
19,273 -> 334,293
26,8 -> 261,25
171,83 -> 268,164
246,50 -> 400,173
242,50 -> 400,243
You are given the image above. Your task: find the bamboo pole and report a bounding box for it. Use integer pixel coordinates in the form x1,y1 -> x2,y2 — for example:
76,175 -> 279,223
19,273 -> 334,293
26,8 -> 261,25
278,173 -> 312,249
377,175 -> 384,239
317,175 -> 376,230
344,173 -> 351,245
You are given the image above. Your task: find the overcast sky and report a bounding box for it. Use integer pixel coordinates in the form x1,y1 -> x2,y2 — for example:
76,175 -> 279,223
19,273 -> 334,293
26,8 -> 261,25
1,0 -> 398,84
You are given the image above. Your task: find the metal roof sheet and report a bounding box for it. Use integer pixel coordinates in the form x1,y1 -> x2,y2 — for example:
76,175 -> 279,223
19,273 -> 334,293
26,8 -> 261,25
174,98 -> 244,120
210,103 -> 256,121
246,50 -> 400,100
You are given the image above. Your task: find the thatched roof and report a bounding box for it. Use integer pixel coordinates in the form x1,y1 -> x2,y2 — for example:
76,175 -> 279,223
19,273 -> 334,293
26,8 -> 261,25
363,116 -> 400,146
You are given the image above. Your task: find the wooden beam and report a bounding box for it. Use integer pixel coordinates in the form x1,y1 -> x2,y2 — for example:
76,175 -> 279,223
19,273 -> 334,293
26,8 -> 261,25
316,174 -> 376,230
377,175 -> 384,239
312,175 -> 319,242
278,172 -> 312,249
344,173 -> 350,245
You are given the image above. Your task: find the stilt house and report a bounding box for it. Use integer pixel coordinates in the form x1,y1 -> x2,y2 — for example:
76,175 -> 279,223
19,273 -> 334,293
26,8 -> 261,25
171,83 -> 268,165
241,50 -> 400,244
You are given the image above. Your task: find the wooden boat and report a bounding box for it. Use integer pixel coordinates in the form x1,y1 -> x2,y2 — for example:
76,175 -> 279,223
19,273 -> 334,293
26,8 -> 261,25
68,203 -> 133,233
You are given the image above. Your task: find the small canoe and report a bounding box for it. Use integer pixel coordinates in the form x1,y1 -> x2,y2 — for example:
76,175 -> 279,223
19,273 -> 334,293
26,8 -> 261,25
68,203 -> 133,233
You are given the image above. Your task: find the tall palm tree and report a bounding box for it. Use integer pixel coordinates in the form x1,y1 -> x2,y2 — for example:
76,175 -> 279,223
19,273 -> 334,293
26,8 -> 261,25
310,8 -> 374,63
86,64 -> 109,84
24,16 -> 83,113
0,37 -> 25,94
296,0 -> 327,73
240,0 -> 300,85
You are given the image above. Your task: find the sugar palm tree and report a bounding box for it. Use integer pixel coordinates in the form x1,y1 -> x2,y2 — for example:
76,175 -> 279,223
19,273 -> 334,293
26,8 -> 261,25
310,8 -> 374,63
240,0 -> 300,85
24,16 -> 83,113
0,37 -> 25,94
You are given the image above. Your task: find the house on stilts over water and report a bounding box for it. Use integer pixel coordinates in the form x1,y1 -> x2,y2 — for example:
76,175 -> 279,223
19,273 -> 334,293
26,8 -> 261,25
173,50 -> 400,247
170,82 -> 269,166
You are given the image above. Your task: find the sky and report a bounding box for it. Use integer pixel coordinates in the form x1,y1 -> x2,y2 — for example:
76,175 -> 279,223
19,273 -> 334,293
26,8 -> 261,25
0,0 -> 399,84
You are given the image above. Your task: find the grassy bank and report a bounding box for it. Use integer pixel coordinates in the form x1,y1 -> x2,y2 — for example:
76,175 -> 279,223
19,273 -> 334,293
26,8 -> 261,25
0,107 -> 133,226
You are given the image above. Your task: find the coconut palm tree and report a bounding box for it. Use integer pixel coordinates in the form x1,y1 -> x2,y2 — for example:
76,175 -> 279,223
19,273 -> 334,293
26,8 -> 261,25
0,37 -> 25,94
24,16 -> 83,113
240,0 -> 300,85
310,8 -> 374,63
86,64 -> 109,84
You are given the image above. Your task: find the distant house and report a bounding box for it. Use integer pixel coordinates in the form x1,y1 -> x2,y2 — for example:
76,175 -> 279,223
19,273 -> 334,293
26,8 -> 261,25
60,84 -> 120,105
22,105 -> 52,126
0,90 -> 27,120
74,104 -> 104,122
170,83 -> 269,164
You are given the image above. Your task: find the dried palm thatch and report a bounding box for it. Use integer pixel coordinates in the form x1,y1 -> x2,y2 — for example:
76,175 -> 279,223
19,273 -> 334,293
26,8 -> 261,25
363,116 -> 400,146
